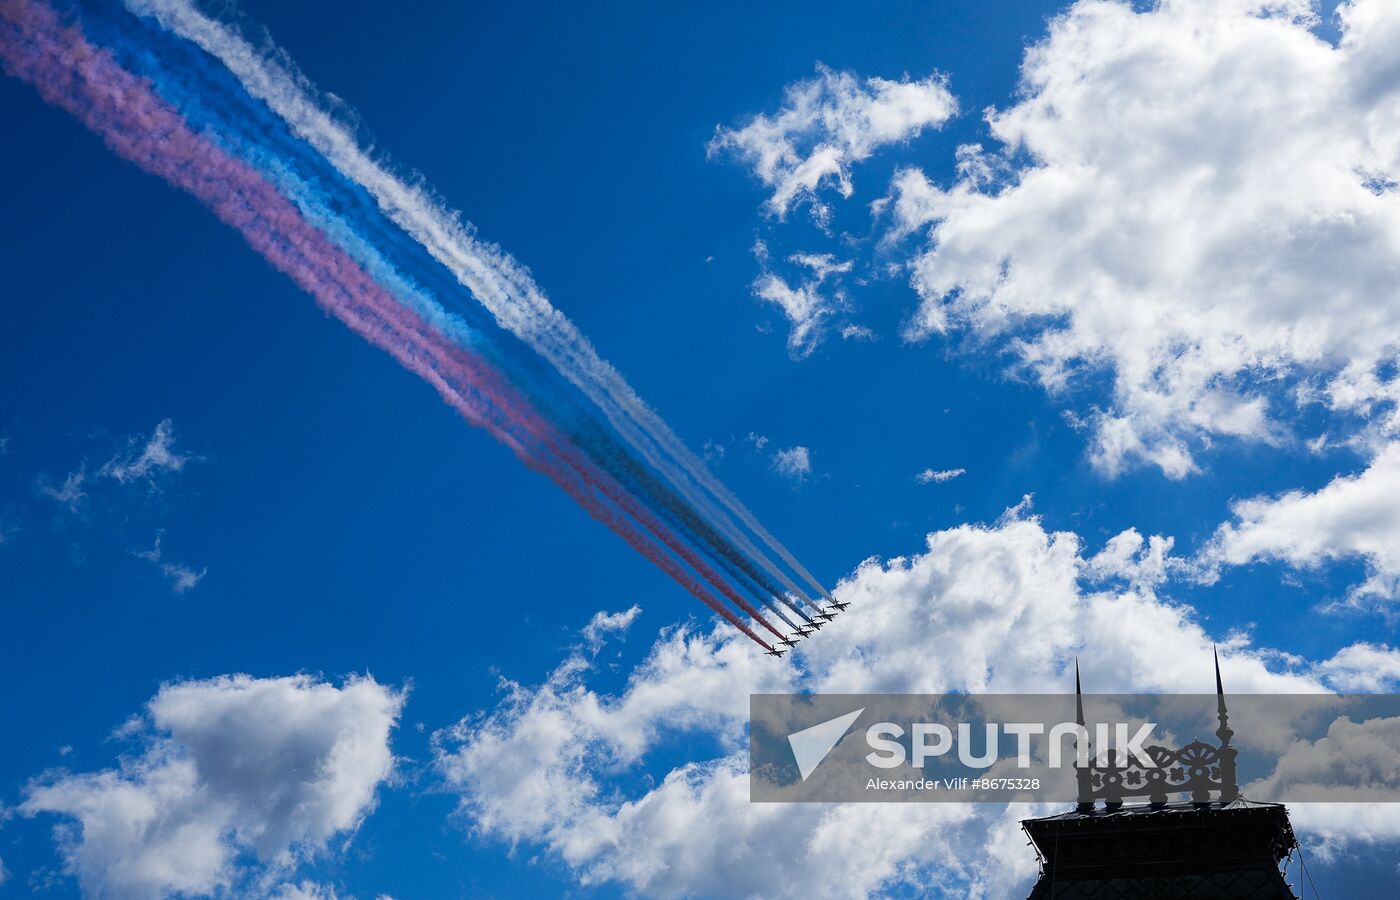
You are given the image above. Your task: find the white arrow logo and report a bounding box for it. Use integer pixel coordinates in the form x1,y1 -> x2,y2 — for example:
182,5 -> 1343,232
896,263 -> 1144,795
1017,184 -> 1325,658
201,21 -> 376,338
788,708 -> 865,781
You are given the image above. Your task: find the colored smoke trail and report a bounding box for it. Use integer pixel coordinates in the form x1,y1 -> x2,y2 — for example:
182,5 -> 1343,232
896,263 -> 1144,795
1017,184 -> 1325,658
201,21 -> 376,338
65,0 -> 821,628
0,0 -> 785,648
128,0 -> 834,605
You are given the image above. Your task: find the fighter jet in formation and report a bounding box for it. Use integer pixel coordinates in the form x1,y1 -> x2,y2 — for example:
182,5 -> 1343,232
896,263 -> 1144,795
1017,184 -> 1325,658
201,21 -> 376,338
768,598 -> 851,659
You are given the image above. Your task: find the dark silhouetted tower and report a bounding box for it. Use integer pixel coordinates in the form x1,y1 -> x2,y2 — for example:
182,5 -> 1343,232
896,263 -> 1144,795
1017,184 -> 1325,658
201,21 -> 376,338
1022,652 -> 1300,898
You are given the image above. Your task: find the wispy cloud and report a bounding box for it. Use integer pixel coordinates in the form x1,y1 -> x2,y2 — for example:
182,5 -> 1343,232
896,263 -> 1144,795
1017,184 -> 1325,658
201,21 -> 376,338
36,467 -> 87,514
100,419 -> 193,486
710,63 -> 956,222
581,605 -> 641,652
751,242 -> 853,359
35,420 -> 194,517
772,446 -> 812,482
752,274 -> 835,359
915,467 -> 964,484
134,532 -> 207,594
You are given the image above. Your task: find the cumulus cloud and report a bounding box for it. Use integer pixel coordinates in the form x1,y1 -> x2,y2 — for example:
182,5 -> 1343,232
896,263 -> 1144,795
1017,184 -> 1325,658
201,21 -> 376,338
1199,442 -> 1400,604
915,466 -> 964,484
710,64 -> 956,221
435,509 -> 1379,898
22,674 -> 404,899
100,419 -> 193,486
1254,716 -> 1400,817
772,445 -> 812,481
1313,643 -> 1400,692
1086,528 -> 1177,589
885,0 -> 1400,478
432,616 -> 1012,899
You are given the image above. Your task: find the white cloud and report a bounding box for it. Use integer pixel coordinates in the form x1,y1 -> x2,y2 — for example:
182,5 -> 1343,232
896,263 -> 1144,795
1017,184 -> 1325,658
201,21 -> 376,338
134,532 -> 208,595
22,674 -> 404,899
753,274 -> 836,359
582,605 -> 642,651
1313,643 -> 1400,692
1254,716 -> 1400,817
100,419 -> 193,486
1199,442 -> 1400,603
34,420 -> 193,517
915,466 -> 965,484
435,510 -> 1380,898
789,251 -> 853,282
434,625 -> 796,852
772,445 -> 812,481
751,245 -> 854,358
268,882 -> 343,900
886,0 -> 1400,478
1086,528 -> 1176,589
710,64 -> 956,220
1289,801 -> 1400,863
37,467 -> 87,514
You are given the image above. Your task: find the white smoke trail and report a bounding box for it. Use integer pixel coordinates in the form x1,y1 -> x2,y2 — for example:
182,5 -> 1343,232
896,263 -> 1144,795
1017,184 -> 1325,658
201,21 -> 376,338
129,0 -> 832,601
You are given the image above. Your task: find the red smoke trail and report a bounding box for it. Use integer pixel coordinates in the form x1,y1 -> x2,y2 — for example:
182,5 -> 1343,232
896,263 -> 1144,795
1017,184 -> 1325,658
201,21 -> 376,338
0,0 -> 779,649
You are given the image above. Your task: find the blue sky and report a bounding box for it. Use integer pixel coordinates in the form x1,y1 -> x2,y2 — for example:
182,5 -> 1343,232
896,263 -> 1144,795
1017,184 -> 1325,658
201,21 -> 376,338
2,0 -> 1399,896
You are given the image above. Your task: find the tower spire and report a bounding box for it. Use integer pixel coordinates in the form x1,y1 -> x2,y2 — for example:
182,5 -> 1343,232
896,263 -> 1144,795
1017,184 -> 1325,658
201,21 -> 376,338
1213,644 -> 1239,802
1075,657 -> 1093,811
1075,657 -> 1085,727
1214,644 -> 1227,716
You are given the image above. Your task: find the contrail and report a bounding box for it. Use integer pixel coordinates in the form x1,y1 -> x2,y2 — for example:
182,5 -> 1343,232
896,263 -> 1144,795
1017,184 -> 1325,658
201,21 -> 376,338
0,0 -> 785,649
127,0 -> 834,604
